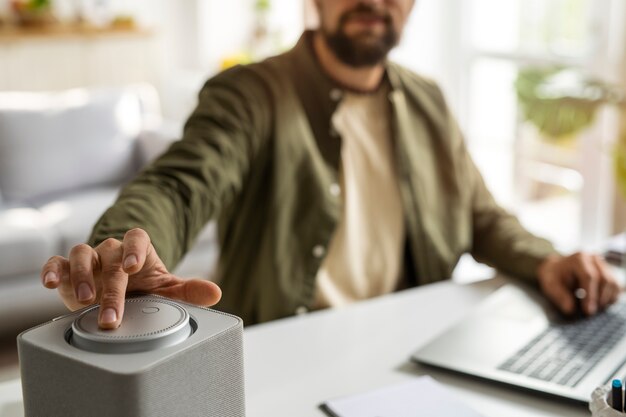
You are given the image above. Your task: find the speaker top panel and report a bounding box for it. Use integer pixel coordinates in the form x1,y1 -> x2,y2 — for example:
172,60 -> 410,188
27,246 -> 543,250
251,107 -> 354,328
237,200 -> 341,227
19,295 -> 242,372
70,298 -> 193,354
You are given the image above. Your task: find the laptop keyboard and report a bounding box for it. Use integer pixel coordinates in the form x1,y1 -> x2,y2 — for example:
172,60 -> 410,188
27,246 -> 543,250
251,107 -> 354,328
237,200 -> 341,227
498,301 -> 626,388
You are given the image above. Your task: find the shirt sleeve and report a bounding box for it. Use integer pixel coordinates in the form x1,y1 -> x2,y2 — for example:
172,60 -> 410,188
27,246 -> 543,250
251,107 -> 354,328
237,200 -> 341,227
88,66 -> 271,270
417,75 -> 559,282
465,145 -> 560,282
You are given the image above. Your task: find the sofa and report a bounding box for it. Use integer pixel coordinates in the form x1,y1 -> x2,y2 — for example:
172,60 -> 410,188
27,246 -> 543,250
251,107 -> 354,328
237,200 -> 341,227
0,84 -> 219,333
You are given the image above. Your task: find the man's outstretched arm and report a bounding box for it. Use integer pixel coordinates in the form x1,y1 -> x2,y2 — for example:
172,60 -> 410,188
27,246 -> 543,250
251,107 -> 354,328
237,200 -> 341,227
41,66 -> 271,328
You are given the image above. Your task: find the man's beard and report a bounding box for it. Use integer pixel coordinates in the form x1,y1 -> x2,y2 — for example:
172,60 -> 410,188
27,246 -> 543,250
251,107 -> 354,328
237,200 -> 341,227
322,3 -> 399,68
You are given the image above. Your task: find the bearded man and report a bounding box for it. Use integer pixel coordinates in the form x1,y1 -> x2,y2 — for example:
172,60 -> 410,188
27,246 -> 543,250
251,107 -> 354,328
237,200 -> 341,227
41,0 -> 619,327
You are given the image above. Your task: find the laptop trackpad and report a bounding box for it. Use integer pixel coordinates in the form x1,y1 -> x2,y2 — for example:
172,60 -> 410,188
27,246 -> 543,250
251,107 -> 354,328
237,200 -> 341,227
415,285 -> 549,369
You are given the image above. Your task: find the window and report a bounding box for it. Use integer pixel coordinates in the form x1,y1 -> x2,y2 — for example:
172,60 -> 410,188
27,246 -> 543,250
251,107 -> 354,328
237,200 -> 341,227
398,0 -> 622,251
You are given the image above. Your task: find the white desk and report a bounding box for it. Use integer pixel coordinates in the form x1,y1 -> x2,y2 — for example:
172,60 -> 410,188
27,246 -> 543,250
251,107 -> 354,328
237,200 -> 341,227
0,277 -> 606,417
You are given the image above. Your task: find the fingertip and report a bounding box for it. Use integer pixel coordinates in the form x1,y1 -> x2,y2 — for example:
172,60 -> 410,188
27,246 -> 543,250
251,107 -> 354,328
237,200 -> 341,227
586,300 -> 597,316
580,286 -> 597,315
560,298 -> 574,315
123,254 -> 139,272
76,282 -> 95,304
206,281 -> 222,305
42,271 -> 59,288
121,229 -> 150,273
98,308 -> 120,329
187,279 -> 222,306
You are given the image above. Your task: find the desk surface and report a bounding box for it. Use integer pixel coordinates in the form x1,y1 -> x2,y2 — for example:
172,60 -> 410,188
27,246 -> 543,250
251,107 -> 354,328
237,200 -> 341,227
0,277 -> 607,417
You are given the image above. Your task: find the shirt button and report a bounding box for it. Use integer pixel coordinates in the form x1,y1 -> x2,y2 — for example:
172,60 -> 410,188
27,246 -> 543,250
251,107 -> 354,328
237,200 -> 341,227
295,306 -> 308,315
329,88 -> 343,101
312,245 -> 326,258
329,183 -> 341,197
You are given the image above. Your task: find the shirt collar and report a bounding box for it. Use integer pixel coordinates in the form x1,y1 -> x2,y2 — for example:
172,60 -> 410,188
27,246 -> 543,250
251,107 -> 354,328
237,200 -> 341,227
286,30 -> 401,170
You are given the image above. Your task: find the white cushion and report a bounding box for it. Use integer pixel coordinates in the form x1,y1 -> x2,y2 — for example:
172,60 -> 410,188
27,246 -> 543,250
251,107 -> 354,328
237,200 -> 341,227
0,271 -> 67,332
0,207 -> 59,278
136,121 -> 181,165
173,221 -> 219,279
37,187 -> 120,255
0,88 -> 142,203
38,187 -> 219,257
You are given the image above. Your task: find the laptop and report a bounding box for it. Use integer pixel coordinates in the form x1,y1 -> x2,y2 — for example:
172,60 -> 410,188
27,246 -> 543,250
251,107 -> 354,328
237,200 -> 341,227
411,283 -> 626,403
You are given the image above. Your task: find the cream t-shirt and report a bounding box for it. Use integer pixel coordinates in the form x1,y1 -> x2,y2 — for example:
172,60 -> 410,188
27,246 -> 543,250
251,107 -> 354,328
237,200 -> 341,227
314,86 -> 405,309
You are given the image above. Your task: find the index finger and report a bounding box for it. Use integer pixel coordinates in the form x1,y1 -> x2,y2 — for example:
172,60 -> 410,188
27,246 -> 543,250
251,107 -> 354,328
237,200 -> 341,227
95,239 -> 129,329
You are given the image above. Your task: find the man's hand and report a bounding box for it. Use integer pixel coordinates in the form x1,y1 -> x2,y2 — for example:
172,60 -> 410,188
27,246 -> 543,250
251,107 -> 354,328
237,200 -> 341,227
537,252 -> 620,317
40,228 -> 222,329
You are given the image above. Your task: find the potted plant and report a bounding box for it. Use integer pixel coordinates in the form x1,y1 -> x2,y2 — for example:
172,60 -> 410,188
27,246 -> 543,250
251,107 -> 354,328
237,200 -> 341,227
10,0 -> 55,27
515,66 -> 626,199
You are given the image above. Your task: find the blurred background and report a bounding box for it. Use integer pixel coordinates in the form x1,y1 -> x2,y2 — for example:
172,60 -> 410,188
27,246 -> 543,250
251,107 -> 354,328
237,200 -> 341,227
1,0 -> 623,248
0,0 -> 624,341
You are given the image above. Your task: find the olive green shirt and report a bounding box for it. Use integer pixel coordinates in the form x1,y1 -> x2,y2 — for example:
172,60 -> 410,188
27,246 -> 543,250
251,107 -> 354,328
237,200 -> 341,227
89,31 -> 557,325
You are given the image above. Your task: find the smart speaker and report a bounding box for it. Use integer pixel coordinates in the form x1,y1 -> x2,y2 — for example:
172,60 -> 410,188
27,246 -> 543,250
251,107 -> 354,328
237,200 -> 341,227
17,295 -> 245,417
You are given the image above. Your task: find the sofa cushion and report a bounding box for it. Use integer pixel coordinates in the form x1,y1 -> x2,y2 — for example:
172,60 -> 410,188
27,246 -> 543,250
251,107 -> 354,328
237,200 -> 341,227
37,185 -> 220,259
0,88 -> 143,203
136,120 -> 182,165
0,208 -> 59,279
164,220 -> 218,279
37,187 -> 121,255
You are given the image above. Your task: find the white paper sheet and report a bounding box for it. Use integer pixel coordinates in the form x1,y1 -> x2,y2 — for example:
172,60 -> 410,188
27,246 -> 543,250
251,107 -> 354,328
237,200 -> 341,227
321,376 -> 484,417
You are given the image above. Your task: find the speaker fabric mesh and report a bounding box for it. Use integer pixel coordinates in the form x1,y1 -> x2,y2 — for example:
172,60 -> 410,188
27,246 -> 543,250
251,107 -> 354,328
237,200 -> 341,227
18,297 -> 245,417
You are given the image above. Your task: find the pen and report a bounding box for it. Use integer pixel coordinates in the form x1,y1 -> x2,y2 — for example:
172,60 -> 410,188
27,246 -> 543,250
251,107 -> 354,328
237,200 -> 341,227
612,379 -> 623,412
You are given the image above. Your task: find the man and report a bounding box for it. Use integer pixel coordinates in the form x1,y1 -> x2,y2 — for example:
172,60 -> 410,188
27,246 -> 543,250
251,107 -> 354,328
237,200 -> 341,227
41,0 -> 619,328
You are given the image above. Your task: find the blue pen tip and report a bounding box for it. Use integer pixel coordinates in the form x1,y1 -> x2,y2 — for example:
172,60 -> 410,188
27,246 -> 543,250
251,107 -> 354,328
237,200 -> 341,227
613,379 -> 622,388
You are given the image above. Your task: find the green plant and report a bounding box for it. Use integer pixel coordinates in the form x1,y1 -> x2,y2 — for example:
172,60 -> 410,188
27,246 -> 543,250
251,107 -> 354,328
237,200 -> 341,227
28,0 -> 51,9
515,66 -> 626,197
10,0 -> 52,11
255,0 -> 270,12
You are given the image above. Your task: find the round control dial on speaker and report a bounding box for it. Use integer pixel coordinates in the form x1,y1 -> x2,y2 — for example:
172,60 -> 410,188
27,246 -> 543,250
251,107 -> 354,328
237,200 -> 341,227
70,297 -> 193,354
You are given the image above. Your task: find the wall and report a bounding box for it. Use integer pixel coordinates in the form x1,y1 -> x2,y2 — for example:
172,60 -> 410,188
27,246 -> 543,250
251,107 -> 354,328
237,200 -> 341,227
0,1 -> 305,124
0,1 -> 453,124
